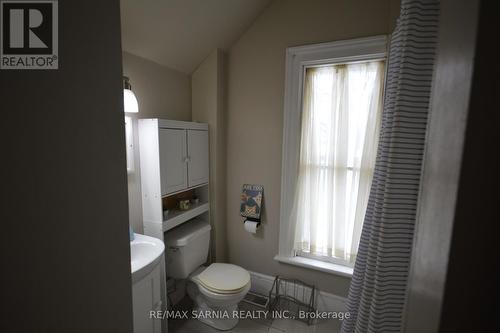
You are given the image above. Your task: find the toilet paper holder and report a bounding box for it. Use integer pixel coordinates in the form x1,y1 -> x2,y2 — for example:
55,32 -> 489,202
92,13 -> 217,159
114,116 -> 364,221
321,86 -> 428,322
243,218 -> 260,234
243,217 -> 261,226
240,184 -> 264,227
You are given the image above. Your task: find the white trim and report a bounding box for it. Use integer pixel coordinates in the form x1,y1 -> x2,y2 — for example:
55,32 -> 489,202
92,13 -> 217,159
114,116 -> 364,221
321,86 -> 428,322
278,35 -> 388,261
295,251 -> 354,270
247,270 -> 347,313
274,255 -> 353,278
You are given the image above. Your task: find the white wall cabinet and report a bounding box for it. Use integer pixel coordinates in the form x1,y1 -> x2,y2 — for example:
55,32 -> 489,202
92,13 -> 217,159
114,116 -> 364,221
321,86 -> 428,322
138,119 -> 210,332
156,127 -> 209,196
158,128 -> 209,195
139,119 -> 210,232
139,119 -> 209,198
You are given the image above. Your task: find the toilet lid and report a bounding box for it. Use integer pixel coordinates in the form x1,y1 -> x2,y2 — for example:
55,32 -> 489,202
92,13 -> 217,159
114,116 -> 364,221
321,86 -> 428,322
196,263 -> 250,293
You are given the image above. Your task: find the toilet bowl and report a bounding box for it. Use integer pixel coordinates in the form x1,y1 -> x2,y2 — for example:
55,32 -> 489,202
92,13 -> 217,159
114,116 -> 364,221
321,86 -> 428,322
187,264 -> 251,330
165,219 -> 251,330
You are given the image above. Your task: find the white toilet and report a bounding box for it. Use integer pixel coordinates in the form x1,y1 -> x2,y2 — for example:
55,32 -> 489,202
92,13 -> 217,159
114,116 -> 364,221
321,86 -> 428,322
165,219 -> 251,331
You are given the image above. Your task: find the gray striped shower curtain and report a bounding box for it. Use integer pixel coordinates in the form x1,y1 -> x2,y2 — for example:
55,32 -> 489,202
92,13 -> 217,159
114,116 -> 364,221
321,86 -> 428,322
341,1 -> 440,332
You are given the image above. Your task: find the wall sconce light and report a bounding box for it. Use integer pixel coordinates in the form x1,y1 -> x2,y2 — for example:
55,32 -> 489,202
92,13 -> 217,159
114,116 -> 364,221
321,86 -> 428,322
123,76 -> 139,113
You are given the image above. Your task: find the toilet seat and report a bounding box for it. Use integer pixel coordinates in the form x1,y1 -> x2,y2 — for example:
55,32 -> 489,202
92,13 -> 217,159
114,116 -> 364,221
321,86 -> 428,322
195,279 -> 251,302
193,263 -> 250,294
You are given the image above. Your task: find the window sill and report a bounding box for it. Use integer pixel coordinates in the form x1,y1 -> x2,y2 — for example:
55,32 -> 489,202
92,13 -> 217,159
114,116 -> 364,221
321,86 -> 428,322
274,255 -> 353,278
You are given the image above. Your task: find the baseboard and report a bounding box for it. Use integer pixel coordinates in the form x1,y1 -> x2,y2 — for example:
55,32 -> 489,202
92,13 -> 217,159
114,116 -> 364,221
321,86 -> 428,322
248,270 -> 347,313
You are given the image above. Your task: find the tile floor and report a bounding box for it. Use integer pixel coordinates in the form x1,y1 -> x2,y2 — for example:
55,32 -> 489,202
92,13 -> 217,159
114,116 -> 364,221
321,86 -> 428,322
168,298 -> 342,333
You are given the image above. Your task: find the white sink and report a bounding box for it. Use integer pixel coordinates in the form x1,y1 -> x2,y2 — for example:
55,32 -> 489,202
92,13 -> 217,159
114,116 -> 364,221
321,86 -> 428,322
130,233 -> 165,283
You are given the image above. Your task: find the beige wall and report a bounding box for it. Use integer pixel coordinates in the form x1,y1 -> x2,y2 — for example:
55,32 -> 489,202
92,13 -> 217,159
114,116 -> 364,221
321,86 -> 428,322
122,51 -> 192,233
192,50 -> 228,262
225,0 -> 400,296
2,1 -> 133,331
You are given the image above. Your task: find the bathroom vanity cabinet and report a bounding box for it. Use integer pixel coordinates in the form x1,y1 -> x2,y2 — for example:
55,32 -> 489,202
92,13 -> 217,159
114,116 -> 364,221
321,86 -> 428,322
132,260 -> 162,333
138,119 -> 210,238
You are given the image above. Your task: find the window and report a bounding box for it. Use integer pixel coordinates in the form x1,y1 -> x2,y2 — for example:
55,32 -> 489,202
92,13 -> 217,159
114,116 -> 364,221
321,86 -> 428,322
276,36 -> 387,276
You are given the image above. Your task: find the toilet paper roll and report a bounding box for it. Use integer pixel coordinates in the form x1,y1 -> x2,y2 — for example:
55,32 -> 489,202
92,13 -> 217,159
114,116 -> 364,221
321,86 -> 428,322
244,220 -> 260,234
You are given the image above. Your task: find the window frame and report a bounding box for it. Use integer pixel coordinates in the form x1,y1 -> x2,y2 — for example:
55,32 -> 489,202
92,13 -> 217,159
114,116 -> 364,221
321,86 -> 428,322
275,35 -> 388,277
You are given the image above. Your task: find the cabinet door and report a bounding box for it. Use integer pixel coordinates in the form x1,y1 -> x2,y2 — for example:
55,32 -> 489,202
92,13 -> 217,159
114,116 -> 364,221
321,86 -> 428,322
159,128 -> 187,196
187,130 -> 209,187
132,264 -> 162,333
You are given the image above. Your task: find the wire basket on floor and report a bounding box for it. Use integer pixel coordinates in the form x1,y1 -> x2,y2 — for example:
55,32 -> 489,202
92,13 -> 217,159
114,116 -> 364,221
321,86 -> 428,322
267,276 -> 316,325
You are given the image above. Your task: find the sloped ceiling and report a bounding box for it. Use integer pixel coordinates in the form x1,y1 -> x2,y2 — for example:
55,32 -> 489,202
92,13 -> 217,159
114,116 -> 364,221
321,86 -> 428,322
121,0 -> 272,74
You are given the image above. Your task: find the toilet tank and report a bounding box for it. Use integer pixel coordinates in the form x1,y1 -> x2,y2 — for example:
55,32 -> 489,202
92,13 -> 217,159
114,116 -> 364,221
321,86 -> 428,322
164,219 -> 211,279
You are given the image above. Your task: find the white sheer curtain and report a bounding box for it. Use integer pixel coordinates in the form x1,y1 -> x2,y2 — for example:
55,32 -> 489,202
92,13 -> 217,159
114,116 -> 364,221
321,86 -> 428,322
291,61 -> 385,265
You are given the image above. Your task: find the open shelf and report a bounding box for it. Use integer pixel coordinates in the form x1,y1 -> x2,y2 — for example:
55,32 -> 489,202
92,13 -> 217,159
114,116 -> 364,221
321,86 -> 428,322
162,182 -> 209,198
163,202 -> 209,232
